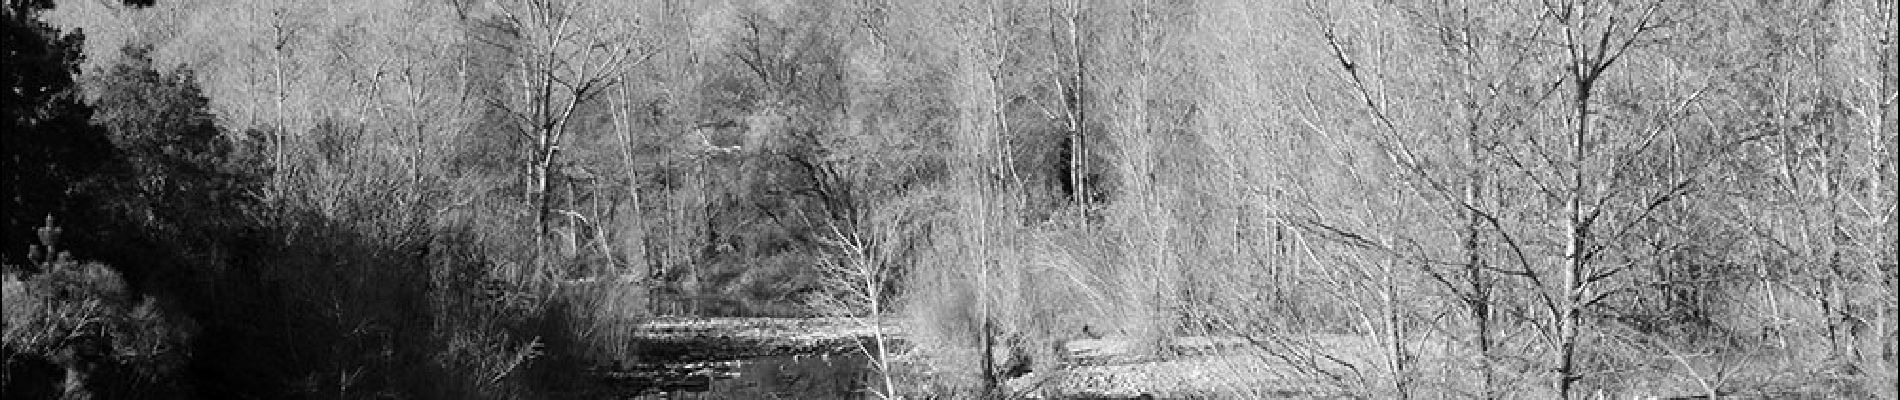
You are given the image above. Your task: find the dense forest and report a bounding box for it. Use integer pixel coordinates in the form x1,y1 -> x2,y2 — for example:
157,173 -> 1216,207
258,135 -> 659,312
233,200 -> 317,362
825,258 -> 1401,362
3,0 -> 1895,398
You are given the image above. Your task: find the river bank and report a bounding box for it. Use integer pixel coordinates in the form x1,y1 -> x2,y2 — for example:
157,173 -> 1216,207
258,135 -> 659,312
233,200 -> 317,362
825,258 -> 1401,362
620,317 -> 903,361
596,317 -> 1354,398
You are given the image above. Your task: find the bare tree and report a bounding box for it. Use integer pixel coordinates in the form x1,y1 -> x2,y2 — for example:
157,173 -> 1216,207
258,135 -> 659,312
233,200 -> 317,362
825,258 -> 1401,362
1047,0 -> 1092,218
478,0 -> 660,266
1303,0 -> 1796,397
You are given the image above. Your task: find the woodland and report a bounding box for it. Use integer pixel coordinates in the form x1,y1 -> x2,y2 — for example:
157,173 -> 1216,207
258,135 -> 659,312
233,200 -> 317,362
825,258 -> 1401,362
2,0 -> 1896,398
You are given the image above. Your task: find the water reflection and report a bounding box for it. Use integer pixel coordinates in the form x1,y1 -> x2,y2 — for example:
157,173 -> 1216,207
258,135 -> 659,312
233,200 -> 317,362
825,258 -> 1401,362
618,353 -> 879,399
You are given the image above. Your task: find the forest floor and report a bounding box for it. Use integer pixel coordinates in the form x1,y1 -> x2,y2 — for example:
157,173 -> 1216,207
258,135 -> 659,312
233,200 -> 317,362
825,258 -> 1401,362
1004,334 -> 1862,398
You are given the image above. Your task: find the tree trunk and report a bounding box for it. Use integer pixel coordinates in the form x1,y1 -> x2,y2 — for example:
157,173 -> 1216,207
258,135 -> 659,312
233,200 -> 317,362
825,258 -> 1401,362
1464,138 -> 1495,399
271,41 -> 289,203
1066,6 -> 1089,219
1381,258 -> 1409,399
611,81 -> 648,281
535,130 -> 556,235
1555,67 -> 1593,400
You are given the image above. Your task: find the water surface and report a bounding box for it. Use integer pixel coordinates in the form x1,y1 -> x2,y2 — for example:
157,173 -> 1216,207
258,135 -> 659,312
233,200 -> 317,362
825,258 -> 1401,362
613,353 -> 880,399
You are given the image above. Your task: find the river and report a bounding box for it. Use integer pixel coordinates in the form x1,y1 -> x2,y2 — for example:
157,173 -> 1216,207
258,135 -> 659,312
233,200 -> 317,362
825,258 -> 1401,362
597,353 -> 881,399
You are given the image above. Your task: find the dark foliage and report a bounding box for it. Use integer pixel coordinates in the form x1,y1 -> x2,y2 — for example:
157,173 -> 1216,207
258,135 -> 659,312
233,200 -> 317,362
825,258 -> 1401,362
1,2 -> 114,267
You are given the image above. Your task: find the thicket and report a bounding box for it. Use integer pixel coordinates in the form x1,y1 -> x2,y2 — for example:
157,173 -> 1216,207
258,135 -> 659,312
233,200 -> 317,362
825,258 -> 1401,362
6,1 -> 596,398
3,0 -> 1896,399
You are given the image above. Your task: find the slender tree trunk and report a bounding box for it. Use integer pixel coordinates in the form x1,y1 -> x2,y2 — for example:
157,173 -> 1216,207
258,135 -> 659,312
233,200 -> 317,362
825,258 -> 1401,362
407,69 -> 428,202
1879,4 -> 1900,394
1555,70 -> 1592,400
1458,70 -> 1495,398
975,75 -> 998,400
612,82 -> 649,280
272,41 -> 289,203
533,70 -> 559,242
1463,140 -> 1493,398
534,126 -> 556,253
1068,6 -> 1088,218
1381,258 -> 1409,399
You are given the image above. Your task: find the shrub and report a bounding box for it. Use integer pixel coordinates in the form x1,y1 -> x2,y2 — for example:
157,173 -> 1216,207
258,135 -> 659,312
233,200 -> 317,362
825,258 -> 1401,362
3,256 -> 194,399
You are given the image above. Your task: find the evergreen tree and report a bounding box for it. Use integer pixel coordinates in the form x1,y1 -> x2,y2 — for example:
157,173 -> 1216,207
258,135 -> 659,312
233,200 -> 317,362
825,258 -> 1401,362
2,0 -> 114,266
